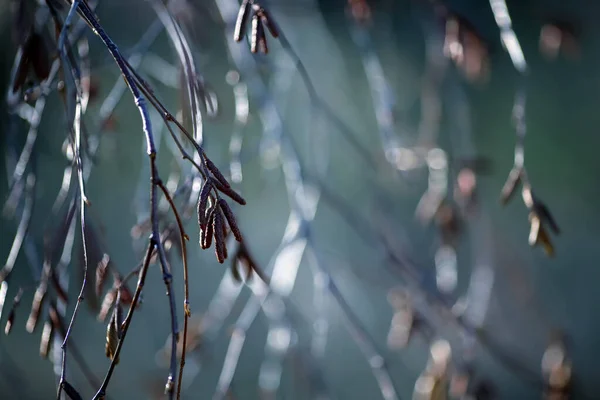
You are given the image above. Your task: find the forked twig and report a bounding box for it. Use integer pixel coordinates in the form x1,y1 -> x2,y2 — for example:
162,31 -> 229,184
155,181 -> 191,400
68,2 -> 181,396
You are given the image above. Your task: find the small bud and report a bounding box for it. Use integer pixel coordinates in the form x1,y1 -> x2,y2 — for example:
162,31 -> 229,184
105,309 -> 120,364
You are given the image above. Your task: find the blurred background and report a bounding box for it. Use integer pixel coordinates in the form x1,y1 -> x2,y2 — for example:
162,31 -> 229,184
1,0 -> 600,399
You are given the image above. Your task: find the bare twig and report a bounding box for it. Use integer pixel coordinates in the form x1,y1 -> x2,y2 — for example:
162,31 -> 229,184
71,2 -> 180,396
155,181 -> 191,400
93,241 -> 156,399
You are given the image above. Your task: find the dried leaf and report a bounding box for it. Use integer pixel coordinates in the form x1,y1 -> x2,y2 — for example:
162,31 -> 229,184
113,274 -> 133,305
115,300 -> 123,338
98,288 -> 116,322
528,211 -> 555,256
105,308 -> 120,364
95,254 -> 110,298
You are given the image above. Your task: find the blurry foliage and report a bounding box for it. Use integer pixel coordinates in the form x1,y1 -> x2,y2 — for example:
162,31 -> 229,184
0,1 -> 599,400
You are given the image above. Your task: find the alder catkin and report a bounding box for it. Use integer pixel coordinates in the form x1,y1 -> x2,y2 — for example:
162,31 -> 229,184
39,319 -> 53,359
205,158 -> 231,189
251,13 -> 261,53
26,286 -> 46,333
213,211 -> 226,263
210,178 -> 247,205
234,0 -> 251,42
219,199 -> 242,242
259,8 -> 279,38
202,207 -> 216,249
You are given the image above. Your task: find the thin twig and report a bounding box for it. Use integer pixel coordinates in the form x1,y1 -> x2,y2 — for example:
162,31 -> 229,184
0,174 -> 35,286
307,247 -> 400,400
74,2 -> 180,396
156,181 -> 191,400
275,32 -> 379,172
93,241 -> 156,399
150,162 -> 180,398
56,2 -> 90,398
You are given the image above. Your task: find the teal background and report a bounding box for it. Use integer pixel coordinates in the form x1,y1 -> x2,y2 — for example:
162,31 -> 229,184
1,0 -> 600,399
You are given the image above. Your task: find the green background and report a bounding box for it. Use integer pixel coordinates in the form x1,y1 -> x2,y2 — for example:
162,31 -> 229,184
1,0 -> 600,399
